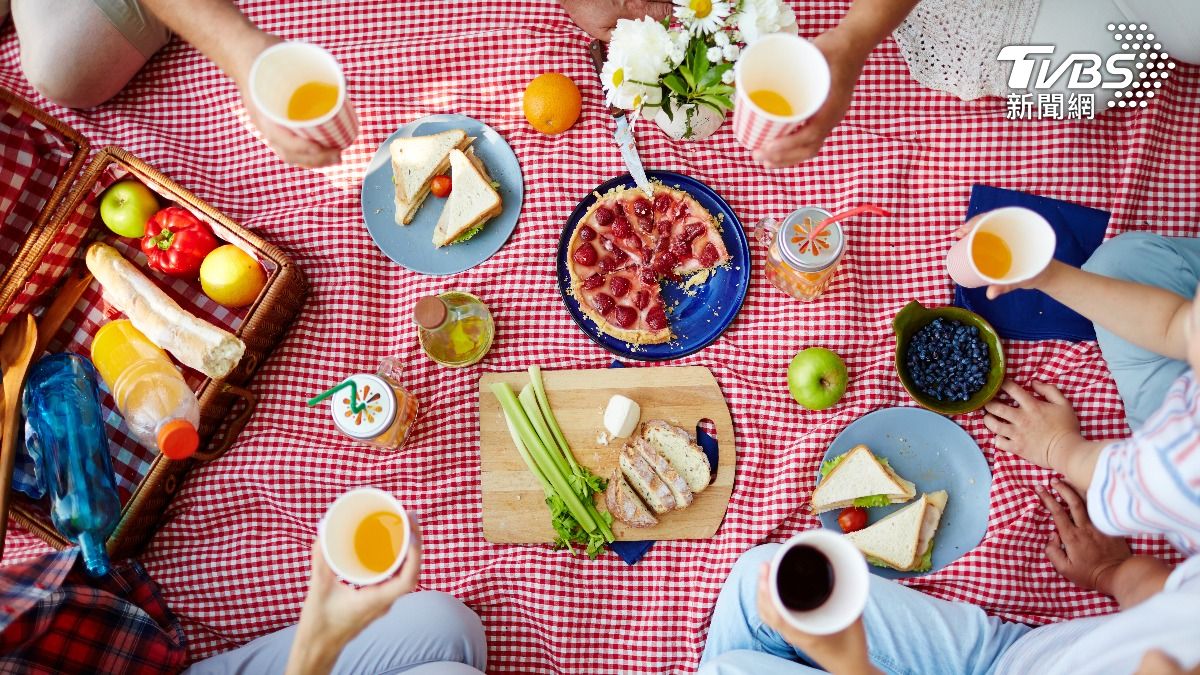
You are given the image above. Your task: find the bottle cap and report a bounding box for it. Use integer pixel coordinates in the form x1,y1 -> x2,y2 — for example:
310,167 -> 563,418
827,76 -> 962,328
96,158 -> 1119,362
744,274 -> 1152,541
413,296 -> 447,329
158,420 -> 200,460
331,374 -> 397,441
778,207 -> 844,272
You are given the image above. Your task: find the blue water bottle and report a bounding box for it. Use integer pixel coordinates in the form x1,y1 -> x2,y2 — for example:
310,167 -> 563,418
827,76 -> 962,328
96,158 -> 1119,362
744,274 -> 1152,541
22,353 -> 121,577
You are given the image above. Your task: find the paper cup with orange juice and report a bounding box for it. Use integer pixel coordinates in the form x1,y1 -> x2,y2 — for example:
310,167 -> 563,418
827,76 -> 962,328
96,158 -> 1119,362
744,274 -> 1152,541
319,488 -> 411,585
946,207 -> 1056,288
732,33 -> 831,152
248,41 -> 359,150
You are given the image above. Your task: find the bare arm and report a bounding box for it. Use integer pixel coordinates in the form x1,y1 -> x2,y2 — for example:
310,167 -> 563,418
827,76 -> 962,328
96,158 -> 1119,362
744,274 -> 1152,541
758,0 -> 921,167
1027,261 -> 1191,361
1097,555 -> 1174,609
138,0 -> 342,166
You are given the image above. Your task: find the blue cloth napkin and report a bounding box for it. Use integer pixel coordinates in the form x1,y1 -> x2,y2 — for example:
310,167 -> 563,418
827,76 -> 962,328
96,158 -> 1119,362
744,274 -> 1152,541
953,185 -> 1110,342
606,361 -> 719,566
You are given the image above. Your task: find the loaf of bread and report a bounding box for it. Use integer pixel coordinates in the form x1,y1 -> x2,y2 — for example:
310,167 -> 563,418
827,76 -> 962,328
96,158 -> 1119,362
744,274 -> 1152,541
605,469 -> 658,528
85,243 -> 245,379
606,420 -> 714,529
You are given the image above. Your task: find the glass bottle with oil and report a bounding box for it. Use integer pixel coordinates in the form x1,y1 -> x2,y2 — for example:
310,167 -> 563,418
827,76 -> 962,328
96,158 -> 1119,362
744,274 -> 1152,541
413,292 -> 494,367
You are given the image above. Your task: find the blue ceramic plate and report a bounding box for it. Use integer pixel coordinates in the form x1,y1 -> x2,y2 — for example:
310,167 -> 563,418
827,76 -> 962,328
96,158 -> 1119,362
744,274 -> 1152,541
555,171 -> 750,361
360,114 -> 524,275
817,407 -> 992,579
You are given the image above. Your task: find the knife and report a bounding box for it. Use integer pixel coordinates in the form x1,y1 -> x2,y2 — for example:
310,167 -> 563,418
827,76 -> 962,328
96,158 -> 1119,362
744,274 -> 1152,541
588,40 -> 653,197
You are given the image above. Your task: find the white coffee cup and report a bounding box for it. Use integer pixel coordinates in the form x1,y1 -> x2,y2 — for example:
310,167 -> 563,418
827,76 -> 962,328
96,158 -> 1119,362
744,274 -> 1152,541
732,33 -> 831,151
946,207 -> 1056,288
318,487 -> 411,586
248,41 -> 359,150
769,530 -> 869,635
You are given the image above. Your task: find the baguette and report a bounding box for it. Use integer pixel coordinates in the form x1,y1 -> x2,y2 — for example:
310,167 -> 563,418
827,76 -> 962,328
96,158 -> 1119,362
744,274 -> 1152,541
85,243 -> 246,379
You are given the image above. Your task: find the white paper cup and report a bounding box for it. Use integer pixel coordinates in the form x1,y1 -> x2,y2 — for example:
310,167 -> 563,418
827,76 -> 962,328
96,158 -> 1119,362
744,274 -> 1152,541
248,41 -> 359,150
318,488 -> 411,586
946,207 -> 1057,288
733,33 -> 831,152
769,530 -> 869,635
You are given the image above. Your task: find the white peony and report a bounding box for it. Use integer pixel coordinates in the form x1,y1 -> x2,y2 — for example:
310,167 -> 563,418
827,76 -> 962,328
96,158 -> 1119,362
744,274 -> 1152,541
707,46 -> 724,63
713,31 -> 731,48
604,18 -> 677,110
673,0 -> 732,36
723,44 -> 740,61
721,69 -> 736,84
734,0 -> 799,44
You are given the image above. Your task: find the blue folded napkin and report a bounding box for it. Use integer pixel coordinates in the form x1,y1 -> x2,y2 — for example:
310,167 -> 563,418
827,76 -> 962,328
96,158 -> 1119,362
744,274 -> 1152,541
606,361 -> 719,566
953,185 -> 1110,342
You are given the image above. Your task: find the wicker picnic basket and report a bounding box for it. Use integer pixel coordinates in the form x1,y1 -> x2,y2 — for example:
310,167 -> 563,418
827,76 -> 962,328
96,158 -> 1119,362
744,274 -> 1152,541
0,87 -> 307,561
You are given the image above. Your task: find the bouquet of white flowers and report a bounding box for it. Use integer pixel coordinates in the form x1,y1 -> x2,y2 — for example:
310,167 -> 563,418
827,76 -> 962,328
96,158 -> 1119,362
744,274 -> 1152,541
602,0 -> 798,139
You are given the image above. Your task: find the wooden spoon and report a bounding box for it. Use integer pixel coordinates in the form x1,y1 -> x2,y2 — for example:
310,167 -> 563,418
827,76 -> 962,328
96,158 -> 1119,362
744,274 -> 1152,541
0,314 -> 38,559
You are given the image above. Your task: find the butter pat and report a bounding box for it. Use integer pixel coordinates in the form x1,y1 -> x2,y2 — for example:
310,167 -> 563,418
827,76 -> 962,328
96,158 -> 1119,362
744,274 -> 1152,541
603,395 -> 641,438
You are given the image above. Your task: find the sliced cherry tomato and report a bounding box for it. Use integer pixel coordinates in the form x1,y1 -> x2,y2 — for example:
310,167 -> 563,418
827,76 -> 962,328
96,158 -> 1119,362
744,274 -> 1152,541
431,175 -> 452,198
838,507 -> 868,533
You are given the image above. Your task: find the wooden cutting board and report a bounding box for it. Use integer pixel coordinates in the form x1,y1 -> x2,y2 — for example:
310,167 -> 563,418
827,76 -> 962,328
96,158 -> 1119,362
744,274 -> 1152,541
478,366 -> 735,543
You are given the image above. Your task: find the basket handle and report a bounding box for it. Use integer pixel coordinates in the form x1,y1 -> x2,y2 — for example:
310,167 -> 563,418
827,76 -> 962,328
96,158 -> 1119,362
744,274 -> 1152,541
193,383 -> 257,462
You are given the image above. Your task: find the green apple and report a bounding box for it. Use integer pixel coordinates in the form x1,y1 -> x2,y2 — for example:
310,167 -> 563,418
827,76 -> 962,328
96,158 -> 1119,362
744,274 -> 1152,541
99,181 -> 159,238
787,347 -> 849,410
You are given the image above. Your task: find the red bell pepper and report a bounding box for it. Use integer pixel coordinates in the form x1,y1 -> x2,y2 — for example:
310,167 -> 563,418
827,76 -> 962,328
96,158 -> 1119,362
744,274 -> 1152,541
141,206 -> 220,278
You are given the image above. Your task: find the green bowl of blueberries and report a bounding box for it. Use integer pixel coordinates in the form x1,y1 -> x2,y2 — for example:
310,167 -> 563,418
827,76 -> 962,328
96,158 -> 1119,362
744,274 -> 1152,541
893,300 -> 1006,415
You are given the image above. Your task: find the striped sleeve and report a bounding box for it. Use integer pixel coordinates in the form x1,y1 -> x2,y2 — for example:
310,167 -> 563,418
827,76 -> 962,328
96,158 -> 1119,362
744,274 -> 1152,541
1088,381 -> 1200,556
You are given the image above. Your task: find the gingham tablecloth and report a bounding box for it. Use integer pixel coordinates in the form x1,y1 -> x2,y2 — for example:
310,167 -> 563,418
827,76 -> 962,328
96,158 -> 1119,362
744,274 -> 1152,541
1,2 -> 1198,672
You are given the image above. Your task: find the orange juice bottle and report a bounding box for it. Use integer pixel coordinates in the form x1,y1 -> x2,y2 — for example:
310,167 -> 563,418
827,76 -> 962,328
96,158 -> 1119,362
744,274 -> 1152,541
91,320 -> 200,460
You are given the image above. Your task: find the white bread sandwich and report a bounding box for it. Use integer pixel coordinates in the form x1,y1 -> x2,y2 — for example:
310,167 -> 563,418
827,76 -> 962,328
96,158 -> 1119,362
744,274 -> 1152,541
390,129 -> 470,225
431,148 -> 502,248
810,445 -> 916,514
85,243 -> 245,379
844,491 -> 948,572
605,468 -> 658,528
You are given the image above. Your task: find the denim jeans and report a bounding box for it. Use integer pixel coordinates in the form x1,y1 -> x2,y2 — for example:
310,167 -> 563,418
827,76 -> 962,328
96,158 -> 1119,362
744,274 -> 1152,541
699,545 -> 1031,675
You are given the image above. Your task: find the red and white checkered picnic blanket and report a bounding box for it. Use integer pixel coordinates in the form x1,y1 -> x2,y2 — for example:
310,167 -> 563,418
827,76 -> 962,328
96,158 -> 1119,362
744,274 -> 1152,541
2,2 -> 1198,672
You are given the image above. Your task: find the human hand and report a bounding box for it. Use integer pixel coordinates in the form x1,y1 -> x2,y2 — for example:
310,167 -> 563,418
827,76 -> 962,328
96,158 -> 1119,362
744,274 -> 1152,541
230,31 -> 342,168
287,527 -> 422,674
756,564 -> 879,675
752,27 -> 867,168
1038,479 -> 1130,593
1136,650 -> 1200,675
559,0 -> 672,40
950,220 -> 1060,299
983,379 -> 1082,470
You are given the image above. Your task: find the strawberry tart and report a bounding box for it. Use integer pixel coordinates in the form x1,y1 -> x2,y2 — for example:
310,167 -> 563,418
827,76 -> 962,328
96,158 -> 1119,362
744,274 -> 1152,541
567,184 -> 731,344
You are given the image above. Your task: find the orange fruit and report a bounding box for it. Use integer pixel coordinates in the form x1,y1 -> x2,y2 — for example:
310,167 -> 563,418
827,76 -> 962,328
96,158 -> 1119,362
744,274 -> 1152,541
522,73 -> 581,135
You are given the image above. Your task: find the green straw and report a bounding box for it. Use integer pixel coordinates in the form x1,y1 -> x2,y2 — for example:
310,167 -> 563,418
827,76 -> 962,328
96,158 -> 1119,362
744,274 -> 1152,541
307,378 -> 367,414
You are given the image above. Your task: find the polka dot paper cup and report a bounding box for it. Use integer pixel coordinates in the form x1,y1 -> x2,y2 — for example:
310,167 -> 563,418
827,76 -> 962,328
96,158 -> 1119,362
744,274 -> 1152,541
248,41 -> 360,151
733,33 -> 831,153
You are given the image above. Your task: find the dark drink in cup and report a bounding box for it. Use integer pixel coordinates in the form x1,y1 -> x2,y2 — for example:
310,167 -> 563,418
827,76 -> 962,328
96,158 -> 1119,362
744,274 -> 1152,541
776,544 -> 835,611
769,530 -> 869,635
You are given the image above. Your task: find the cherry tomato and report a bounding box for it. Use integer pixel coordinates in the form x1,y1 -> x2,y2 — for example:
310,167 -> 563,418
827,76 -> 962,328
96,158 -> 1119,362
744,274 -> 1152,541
838,507 -> 868,533
431,175 -> 452,198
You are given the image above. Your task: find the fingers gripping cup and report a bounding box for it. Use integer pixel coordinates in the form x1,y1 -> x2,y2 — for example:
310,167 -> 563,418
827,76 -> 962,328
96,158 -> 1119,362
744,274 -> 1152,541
319,488 -> 411,586
770,530 -> 869,635
248,41 -> 360,150
946,207 -> 1056,288
733,33 -> 831,152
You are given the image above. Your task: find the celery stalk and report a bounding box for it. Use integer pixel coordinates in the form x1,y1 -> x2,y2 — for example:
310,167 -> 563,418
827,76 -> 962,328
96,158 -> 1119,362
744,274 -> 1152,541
491,383 -> 599,533
502,415 -> 554,497
518,385 -> 572,479
529,366 -> 577,471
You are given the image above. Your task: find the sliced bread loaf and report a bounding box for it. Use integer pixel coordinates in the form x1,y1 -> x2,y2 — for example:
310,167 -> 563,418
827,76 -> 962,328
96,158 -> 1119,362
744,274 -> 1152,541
619,446 -> 676,514
634,438 -> 693,509
643,420 -> 711,494
605,468 -> 658,528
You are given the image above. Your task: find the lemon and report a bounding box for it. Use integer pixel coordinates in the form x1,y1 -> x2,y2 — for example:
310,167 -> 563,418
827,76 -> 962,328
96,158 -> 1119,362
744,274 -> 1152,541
200,245 -> 267,308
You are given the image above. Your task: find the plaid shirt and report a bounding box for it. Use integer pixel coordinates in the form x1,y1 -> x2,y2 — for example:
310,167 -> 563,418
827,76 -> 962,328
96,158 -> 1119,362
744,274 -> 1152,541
0,547 -> 186,674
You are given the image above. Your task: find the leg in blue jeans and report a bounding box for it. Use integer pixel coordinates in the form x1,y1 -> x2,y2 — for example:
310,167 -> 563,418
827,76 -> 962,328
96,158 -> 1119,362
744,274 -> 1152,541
184,591 -> 487,675
1081,233 -> 1200,429
699,545 -> 1031,675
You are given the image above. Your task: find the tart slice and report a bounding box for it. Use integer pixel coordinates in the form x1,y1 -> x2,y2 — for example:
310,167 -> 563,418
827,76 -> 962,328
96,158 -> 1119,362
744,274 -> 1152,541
573,264 -> 671,344
646,187 -> 731,277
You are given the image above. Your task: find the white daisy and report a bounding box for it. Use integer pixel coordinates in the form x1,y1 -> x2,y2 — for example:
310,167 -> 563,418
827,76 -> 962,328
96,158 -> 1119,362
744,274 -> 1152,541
735,0 -> 798,44
604,17 -> 677,110
673,0 -> 732,36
